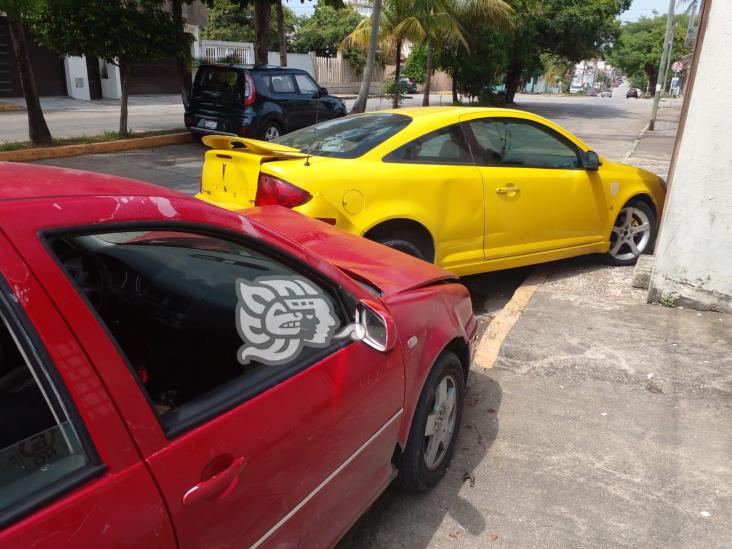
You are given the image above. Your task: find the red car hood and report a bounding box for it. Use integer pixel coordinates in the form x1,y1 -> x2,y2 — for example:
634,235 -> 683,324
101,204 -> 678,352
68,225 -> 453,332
244,207 -> 457,296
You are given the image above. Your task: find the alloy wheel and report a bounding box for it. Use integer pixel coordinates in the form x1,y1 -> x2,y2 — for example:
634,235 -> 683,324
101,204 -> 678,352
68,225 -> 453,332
264,125 -> 280,141
424,374 -> 458,470
609,206 -> 652,261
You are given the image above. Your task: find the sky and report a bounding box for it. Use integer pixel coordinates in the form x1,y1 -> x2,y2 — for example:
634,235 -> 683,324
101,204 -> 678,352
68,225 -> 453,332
620,0 -> 673,21
284,0 -> 674,20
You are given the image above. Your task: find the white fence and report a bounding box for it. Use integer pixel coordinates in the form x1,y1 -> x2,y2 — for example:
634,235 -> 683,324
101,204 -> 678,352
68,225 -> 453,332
196,41 -> 384,93
199,40 -> 254,64
314,53 -> 384,85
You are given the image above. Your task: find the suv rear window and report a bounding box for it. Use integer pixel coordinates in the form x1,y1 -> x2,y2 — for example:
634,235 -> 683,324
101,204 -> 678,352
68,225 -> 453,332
197,67 -> 240,90
273,113 -> 411,159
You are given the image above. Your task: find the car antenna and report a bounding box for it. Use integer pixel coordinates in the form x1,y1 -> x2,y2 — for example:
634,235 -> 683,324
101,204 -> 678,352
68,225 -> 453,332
304,90 -> 320,167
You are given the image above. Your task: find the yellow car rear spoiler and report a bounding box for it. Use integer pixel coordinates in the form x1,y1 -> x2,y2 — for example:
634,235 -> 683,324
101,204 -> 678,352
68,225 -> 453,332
201,135 -> 308,158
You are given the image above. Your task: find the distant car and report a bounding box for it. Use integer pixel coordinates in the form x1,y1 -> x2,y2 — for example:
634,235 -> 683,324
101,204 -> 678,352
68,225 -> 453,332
0,163 -> 476,548
626,88 -> 640,99
399,76 -> 417,93
586,88 -> 598,97
185,64 -> 346,141
601,89 -> 613,98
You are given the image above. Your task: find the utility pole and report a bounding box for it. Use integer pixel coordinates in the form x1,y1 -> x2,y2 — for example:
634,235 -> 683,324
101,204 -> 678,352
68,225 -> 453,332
663,22 -> 677,93
649,0 -> 675,131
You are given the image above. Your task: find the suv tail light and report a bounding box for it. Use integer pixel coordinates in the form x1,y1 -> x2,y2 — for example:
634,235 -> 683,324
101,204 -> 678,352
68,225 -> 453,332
244,72 -> 256,106
255,173 -> 312,208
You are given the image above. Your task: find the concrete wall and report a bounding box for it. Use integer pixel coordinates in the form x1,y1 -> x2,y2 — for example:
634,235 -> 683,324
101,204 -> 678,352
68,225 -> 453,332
268,52 -> 316,78
63,56 -> 90,101
649,0 -> 732,312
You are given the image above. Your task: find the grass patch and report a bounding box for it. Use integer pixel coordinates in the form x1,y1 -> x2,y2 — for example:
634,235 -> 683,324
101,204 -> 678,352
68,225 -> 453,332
0,128 -> 187,152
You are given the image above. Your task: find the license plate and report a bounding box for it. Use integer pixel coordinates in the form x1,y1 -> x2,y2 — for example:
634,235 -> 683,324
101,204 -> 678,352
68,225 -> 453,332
203,120 -> 218,130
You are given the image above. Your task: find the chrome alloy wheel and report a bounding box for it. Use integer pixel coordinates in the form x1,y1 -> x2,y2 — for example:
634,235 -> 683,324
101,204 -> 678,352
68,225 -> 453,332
264,125 -> 280,141
424,374 -> 458,470
609,206 -> 652,261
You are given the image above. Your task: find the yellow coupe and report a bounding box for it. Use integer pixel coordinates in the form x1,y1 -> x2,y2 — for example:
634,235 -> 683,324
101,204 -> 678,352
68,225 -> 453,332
196,107 -> 666,276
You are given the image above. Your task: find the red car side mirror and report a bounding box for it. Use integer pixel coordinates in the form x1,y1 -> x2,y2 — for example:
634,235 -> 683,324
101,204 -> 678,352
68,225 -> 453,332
355,299 -> 397,353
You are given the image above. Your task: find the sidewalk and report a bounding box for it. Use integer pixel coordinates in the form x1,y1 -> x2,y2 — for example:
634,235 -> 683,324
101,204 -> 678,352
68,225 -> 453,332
622,97 -> 683,178
475,96 -> 732,546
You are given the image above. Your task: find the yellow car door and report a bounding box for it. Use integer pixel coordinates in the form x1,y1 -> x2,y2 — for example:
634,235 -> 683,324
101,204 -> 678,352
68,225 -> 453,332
462,115 -> 606,261
380,123 -> 484,270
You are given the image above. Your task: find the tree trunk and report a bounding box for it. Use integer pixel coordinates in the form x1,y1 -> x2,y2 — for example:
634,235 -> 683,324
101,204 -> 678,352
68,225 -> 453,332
171,0 -> 192,108
351,0 -> 382,114
504,56 -> 523,104
451,76 -> 458,104
254,0 -> 271,67
119,62 -> 131,137
646,64 -> 658,97
275,0 -> 287,67
7,16 -> 52,145
422,42 -> 433,106
392,37 -> 402,109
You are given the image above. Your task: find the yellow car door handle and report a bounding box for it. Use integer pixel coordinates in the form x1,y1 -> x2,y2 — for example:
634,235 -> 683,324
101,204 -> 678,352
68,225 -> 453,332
496,186 -> 520,194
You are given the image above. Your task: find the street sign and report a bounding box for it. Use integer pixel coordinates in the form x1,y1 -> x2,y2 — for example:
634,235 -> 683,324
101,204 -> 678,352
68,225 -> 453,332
672,61 -> 684,73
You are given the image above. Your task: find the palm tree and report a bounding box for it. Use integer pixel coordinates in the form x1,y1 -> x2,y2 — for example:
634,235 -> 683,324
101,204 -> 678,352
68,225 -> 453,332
343,0 -> 512,108
351,0 -> 383,113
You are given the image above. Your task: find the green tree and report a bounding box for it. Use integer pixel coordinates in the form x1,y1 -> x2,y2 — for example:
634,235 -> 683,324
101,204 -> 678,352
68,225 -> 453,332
293,3 -> 364,58
0,0 -> 52,145
344,0 -> 512,108
607,13 -> 690,96
499,0 -> 631,103
34,0 -> 189,136
403,42 -> 428,84
201,0 -> 297,50
434,22 -> 508,101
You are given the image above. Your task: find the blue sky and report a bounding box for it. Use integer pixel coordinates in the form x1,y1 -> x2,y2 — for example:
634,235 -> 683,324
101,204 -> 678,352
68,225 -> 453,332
620,0 -> 673,21
285,0 -> 673,20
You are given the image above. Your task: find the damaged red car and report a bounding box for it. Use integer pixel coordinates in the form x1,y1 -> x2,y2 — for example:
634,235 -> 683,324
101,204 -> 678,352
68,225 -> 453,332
0,163 -> 476,547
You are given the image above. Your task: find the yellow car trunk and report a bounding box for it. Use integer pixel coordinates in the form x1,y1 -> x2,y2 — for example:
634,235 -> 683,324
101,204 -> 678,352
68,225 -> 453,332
196,136 -> 307,210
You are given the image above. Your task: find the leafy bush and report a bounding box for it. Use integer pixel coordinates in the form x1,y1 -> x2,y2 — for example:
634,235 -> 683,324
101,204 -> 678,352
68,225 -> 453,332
383,76 -> 405,103
403,43 -> 428,85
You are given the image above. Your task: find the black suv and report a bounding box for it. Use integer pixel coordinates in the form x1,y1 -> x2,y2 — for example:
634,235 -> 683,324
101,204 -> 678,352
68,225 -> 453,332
185,64 -> 347,141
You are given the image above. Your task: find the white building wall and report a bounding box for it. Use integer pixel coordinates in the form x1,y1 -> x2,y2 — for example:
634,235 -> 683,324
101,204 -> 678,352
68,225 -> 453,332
99,59 -> 122,99
63,56 -> 90,101
649,0 -> 732,312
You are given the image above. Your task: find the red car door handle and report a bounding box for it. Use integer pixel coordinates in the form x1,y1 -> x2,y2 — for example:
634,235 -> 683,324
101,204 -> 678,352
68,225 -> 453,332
182,456 -> 247,507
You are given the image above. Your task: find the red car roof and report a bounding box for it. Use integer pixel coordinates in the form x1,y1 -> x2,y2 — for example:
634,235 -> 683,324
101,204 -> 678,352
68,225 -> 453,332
0,162 -> 183,202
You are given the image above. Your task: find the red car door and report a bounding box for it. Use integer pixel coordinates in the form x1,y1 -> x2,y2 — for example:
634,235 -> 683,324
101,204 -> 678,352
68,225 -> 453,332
12,196 -> 405,548
0,230 -> 176,548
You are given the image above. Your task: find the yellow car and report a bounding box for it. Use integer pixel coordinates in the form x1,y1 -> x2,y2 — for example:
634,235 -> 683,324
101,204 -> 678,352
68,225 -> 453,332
196,107 -> 666,276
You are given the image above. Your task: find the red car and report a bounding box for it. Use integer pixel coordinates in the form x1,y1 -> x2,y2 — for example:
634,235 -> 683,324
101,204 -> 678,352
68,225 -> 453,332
0,164 -> 476,547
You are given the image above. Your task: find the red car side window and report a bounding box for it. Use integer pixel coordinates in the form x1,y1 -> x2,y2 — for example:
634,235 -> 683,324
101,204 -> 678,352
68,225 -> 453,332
0,306 -> 90,523
46,228 -> 350,437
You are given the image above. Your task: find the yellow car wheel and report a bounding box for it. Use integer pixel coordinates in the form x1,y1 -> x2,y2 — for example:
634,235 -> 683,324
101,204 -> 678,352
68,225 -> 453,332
605,198 -> 657,266
365,222 -> 435,263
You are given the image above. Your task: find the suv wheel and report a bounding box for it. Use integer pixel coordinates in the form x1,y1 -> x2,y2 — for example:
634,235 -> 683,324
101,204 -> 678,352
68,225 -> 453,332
262,123 -> 281,141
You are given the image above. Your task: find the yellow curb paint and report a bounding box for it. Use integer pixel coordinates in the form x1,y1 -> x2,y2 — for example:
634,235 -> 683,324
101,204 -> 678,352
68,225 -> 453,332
0,132 -> 193,163
474,267 -> 549,369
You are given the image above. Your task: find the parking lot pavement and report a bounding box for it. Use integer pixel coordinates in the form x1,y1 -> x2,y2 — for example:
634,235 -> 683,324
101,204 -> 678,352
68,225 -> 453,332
341,257 -> 732,549
33,143 -> 205,195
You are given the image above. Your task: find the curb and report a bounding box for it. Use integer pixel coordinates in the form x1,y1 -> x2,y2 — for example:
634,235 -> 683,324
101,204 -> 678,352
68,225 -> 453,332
0,132 -> 193,162
622,121 -> 650,164
474,267 -> 549,369
0,104 -> 25,113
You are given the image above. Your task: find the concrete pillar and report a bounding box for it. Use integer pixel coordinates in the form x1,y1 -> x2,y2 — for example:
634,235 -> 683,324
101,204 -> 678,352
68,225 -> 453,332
99,58 -> 122,99
63,55 -> 90,101
649,0 -> 732,313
